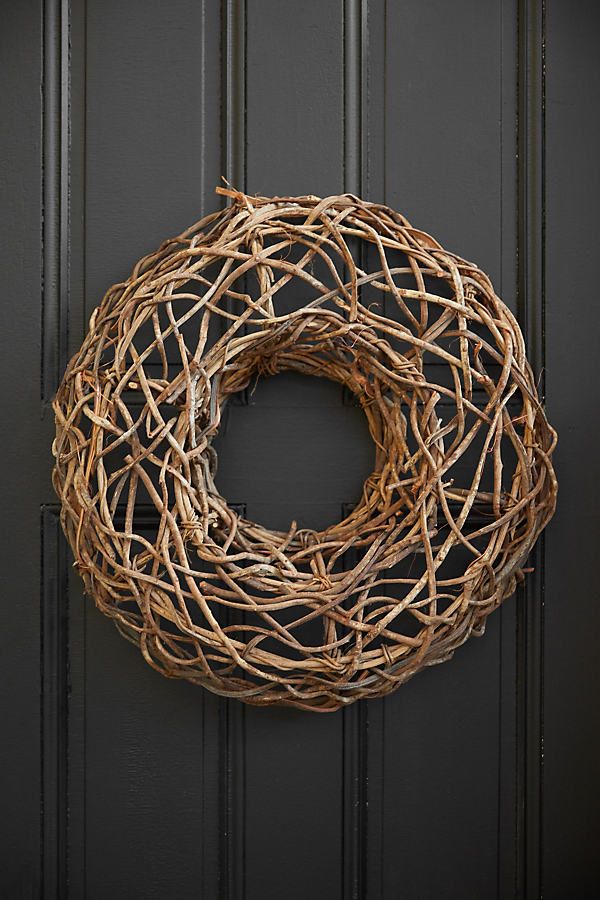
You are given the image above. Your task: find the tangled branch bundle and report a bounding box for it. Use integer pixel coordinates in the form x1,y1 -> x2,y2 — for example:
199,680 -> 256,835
53,188 -> 557,711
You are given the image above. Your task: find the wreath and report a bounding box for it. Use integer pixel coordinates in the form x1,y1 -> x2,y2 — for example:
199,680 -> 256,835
53,188 -> 557,711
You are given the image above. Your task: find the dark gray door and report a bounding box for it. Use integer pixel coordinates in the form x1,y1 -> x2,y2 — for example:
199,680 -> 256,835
2,1 -> 598,897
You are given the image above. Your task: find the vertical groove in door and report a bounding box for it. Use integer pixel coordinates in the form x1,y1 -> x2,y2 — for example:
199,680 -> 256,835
358,4 -> 387,896
40,506 -> 69,898
341,3 -> 369,897
342,699 -> 368,899
515,1 -> 546,897
343,0 -> 363,197
41,0 -> 73,894
42,0 -> 70,403
65,4 -> 88,895
200,0 -> 208,212
220,3 -> 247,898
498,2 -> 520,897
222,0 -> 246,194
199,5 -> 223,894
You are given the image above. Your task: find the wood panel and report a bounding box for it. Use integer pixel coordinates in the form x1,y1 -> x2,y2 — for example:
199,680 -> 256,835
81,2 -> 222,897
544,1 -> 600,896
241,6 -> 346,898
0,2 -> 43,896
381,3 -> 517,897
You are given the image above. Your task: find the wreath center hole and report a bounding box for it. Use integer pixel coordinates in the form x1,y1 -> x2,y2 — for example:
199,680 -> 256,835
212,371 -> 375,533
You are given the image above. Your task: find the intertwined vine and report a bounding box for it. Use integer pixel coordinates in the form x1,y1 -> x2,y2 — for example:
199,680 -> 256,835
53,188 -> 557,710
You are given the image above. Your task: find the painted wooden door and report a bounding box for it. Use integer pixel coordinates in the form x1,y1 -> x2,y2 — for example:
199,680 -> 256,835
1,1 -> 598,897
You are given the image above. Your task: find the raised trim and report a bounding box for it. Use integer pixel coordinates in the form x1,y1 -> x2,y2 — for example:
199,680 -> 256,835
219,5 -> 247,896
222,0 -> 246,193
40,504 -> 69,898
342,5 -> 371,895
42,0 -> 70,403
515,1 -> 546,896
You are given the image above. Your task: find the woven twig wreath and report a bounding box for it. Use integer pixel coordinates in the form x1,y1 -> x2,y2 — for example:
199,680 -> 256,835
53,187 -> 557,711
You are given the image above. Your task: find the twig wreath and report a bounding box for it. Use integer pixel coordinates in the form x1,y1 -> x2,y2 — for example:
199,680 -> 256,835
53,187 -> 557,711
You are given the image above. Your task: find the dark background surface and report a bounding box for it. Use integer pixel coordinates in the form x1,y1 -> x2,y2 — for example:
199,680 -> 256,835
1,1 -> 599,897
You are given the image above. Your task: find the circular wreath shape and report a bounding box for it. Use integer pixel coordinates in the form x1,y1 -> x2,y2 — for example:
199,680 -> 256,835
53,187 -> 557,711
